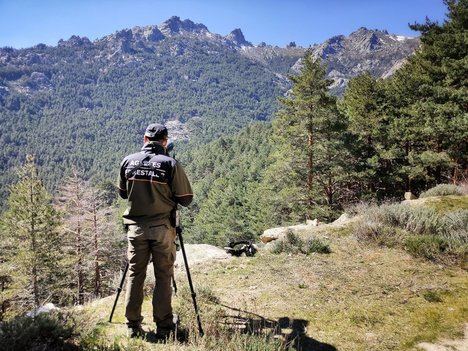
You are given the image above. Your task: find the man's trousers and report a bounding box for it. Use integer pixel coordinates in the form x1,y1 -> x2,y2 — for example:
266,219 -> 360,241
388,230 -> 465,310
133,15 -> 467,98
124,219 -> 176,328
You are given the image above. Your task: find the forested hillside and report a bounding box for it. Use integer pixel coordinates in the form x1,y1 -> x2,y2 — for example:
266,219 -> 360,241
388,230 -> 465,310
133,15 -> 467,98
178,123 -> 273,245
0,16 -> 418,205
0,27 -> 283,202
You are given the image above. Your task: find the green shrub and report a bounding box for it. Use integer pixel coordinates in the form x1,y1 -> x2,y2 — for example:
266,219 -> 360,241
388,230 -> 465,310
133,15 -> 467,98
272,231 -> 331,255
271,231 -> 302,255
0,311 -> 77,351
422,290 -> 443,303
362,204 -> 468,239
420,184 -> 464,198
404,235 -> 450,260
302,238 -> 331,254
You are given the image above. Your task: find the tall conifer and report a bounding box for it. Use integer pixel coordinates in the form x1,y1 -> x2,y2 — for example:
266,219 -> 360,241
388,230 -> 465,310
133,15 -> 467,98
0,155 -> 61,313
263,52 -> 350,222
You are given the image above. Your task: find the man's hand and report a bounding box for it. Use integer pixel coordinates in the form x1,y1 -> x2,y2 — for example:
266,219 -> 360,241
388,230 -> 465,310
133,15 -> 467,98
175,194 -> 193,207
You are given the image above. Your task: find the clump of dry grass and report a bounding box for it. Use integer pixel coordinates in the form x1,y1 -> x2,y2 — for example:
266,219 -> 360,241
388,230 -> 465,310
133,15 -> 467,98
420,184 -> 465,198
354,202 -> 467,266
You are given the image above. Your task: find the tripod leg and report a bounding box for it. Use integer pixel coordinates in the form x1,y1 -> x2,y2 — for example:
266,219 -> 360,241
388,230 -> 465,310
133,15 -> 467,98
109,262 -> 129,323
172,274 -> 178,295
178,228 -> 204,336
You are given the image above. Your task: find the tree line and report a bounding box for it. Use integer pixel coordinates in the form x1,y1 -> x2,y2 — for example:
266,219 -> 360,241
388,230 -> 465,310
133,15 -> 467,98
0,156 -> 124,320
182,0 -> 467,244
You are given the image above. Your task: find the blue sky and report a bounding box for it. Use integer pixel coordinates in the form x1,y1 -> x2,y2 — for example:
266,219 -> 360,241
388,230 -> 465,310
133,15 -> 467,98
0,0 -> 447,48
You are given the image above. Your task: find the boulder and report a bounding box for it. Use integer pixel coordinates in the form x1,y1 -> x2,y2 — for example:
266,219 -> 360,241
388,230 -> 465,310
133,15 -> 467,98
404,192 -> 417,200
260,227 -> 289,243
261,221 -> 322,243
306,219 -> 320,226
175,244 -> 231,268
263,241 -> 277,252
332,213 -> 350,226
27,303 -> 59,317
288,224 -> 312,231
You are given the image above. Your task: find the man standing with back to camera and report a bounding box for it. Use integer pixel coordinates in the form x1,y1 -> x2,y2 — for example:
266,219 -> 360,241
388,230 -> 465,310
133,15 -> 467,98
118,123 -> 193,338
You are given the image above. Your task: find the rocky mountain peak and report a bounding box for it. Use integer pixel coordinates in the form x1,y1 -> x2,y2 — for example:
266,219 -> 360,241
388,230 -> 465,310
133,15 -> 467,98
114,29 -> 133,41
354,31 -> 382,51
131,25 -> 165,42
348,27 -> 410,52
314,35 -> 345,57
225,28 -> 252,47
158,16 -> 209,36
353,26 -> 371,33
57,35 -> 93,48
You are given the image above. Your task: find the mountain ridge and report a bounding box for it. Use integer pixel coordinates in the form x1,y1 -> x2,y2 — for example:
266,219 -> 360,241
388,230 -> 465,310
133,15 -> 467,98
0,17 -> 418,96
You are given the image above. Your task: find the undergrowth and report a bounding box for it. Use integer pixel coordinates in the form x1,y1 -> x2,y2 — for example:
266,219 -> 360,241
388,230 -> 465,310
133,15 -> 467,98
271,231 -> 331,255
420,184 -> 465,198
0,311 -> 80,351
355,202 -> 467,266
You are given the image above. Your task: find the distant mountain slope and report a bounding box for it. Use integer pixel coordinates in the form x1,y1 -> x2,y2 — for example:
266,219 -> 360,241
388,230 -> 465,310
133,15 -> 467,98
310,27 -> 419,94
0,16 -> 418,202
242,27 -> 419,94
0,17 -> 285,201
0,18 -> 418,104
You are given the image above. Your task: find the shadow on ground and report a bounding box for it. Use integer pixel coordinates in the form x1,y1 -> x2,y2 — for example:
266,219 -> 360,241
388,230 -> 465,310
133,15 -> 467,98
218,303 -> 337,351
111,303 -> 337,350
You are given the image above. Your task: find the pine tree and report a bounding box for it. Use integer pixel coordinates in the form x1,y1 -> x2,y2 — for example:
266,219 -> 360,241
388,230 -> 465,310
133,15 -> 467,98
385,0 -> 468,191
86,187 -> 121,298
56,169 -> 90,304
340,73 -> 398,198
193,177 -> 251,246
56,170 -> 123,303
0,155 -> 61,314
263,52 -> 351,222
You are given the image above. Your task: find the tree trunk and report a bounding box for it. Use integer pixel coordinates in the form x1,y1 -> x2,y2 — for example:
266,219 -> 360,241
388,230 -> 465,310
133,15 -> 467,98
405,141 -> 411,192
92,200 -> 101,297
326,176 -> 333,207
30,181 -> 39,309
77,223 -> 84,305
307,129 -> 314,217
434,140 -> 443,184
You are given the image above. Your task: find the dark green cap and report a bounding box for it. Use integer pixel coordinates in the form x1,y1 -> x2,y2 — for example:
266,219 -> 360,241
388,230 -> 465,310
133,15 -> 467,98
145,123 -> 168,139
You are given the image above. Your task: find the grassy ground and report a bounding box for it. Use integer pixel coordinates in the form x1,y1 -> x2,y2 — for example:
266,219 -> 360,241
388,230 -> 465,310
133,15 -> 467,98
67,195 -> 467,350
79,226 -> 467,351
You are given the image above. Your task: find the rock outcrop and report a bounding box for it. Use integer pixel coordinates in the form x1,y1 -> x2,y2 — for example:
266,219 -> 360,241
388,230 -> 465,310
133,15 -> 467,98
159,16 -> 209,36
225,28 -> 252,47
174,244 -> 231,268
260,220 -> 322,243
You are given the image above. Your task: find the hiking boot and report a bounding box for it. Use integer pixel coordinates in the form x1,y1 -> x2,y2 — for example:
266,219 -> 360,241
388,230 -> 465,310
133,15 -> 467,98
155,314 -> 179,340
127,325 -> 145,339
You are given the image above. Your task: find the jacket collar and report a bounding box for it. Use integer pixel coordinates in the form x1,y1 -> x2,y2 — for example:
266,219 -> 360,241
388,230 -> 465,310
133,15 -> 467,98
141,142 -> 166,155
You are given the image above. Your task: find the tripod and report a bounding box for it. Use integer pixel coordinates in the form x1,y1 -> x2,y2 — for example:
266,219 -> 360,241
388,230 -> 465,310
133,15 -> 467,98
109,211 -> 204,337
175,210 -> 204,336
